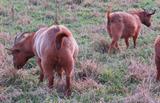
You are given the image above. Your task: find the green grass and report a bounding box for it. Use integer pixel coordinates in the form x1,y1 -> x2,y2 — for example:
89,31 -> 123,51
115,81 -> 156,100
1,0 -> 160,103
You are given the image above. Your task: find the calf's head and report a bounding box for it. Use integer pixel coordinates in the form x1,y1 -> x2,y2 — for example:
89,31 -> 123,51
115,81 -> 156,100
8,32 -> 35,69
140,9 -> 156,27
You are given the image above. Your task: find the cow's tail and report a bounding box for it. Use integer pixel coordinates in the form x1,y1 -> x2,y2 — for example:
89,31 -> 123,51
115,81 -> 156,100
106,6 -> 112,25
55,25 -> 72,49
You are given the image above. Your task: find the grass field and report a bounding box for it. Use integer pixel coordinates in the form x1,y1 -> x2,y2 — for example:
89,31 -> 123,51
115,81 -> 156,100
0,0 -> 160,102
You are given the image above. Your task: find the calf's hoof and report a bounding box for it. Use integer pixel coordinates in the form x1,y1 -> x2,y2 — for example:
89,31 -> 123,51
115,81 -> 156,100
64,89 -> 71,97
48,84 -> 54,89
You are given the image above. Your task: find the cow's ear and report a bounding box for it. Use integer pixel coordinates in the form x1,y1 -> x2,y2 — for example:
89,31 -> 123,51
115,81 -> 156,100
5,48 -> 20,55
5,48 -> 13,55
12,48 -> 20,54
149,9 -> 156,15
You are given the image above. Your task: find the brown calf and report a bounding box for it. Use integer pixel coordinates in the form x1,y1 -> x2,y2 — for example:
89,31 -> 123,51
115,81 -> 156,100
106,9 -> 155,53
8,25 -> 79,96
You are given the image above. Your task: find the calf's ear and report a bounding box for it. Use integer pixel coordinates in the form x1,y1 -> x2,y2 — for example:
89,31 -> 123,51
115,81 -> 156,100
5,48 -> 20,55
142,8 -> 147,12
5,48 -> 13,55
150,9 -> 156,15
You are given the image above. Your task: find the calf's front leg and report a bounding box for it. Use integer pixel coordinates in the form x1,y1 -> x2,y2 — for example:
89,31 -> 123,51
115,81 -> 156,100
36,58 -> 44,82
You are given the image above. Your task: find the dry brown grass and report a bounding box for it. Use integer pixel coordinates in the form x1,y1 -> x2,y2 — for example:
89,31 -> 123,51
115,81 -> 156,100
73,78 -> 102,93
82,0 -> 94,7
29,0 -> 39,5
93,37 -> 109,53
72,59 -> 103,94
91,33 -> 121,54
17,15 -> 31,25
109,0 -> 140,7
0,53 -> 16,80
91,11 -> 100,17
76,59 -> 101,80
0,34 -> 17,100
114,58 -> 160,103
70,0 -> 95,6
0,46 -> 16,102
72,0 -> 83,4
45,12 -> 54,20
0,33 -> 12,67
119,83 -> 156,103
0,4 -> 7,16
41,0 -> 50,9
0,44 -> 5,66
156,0 -> 160,7
0,32 -> 11,41
126,59 -> 156,81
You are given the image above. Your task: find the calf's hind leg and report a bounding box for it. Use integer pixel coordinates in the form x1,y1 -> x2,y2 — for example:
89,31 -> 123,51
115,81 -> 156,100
115,42 -> 120,50
124,38 -> 129,48
41,61 -> 54,88
64,57 -> 74,96
133,36 -> 137,48
108,39 -> 117,54
133,31 -> 139,48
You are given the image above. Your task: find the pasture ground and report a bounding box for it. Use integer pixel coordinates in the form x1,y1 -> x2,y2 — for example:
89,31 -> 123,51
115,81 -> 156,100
0,0 -> 160,102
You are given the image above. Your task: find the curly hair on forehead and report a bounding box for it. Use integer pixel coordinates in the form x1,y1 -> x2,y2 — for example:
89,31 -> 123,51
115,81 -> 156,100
14,32 -> 33,44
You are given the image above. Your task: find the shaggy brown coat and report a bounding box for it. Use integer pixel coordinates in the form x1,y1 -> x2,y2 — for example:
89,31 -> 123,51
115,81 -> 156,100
9,25 -> 79,96
106,9 -> 155,53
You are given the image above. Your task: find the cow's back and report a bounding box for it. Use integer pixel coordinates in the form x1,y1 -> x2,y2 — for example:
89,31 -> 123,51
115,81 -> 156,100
109,12 -> 139,38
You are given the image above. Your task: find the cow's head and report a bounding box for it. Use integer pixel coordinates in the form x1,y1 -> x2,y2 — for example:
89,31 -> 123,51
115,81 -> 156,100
140,9 -> 156,27
7,32 -> 35,69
